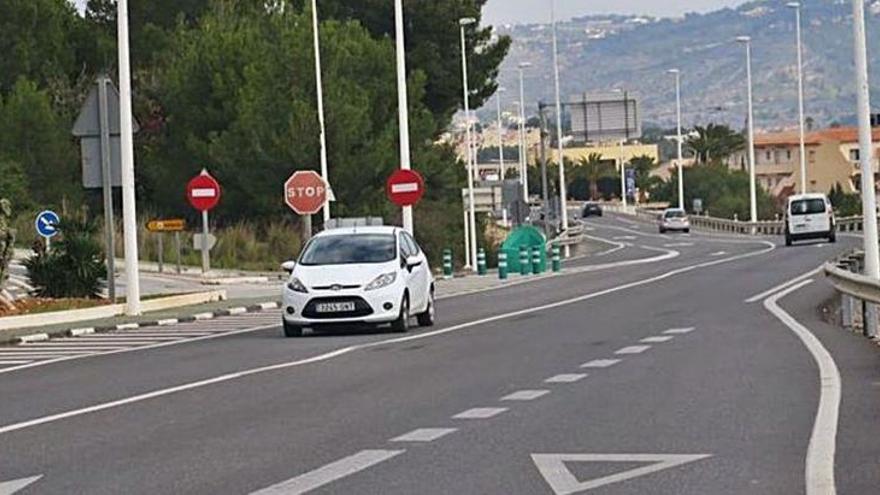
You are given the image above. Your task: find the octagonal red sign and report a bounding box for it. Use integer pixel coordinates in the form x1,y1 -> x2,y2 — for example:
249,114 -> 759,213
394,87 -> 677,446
285,171 -> 327,215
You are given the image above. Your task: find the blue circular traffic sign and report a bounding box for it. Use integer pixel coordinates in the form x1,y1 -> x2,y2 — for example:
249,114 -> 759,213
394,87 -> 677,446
35,210 -> 60,238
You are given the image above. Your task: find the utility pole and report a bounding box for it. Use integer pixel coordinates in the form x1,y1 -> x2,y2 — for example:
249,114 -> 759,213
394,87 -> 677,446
116,0 -> 141,316
394,0 -> 414,234
311,0 -> 331,224
551,0 -> 569,256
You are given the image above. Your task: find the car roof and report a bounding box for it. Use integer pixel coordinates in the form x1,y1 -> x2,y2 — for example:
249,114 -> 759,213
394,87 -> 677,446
316,226 -> 400,237
663,208 -> 685,213
787,193 -> 828,202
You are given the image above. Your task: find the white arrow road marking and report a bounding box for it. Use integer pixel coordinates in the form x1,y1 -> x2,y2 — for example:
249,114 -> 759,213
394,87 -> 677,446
0,475 -> 43,495
249,450 -> 403,495
531,453 -> 711,494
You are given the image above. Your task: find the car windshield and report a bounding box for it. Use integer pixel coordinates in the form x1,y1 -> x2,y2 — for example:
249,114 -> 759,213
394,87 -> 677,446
665,210 -> 686,218
790,199 -> 826,215
299,234 -> 396,265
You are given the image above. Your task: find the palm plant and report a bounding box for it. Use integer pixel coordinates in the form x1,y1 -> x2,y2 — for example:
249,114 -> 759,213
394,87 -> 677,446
686,124 -> 746,164
577,153 -> 617,200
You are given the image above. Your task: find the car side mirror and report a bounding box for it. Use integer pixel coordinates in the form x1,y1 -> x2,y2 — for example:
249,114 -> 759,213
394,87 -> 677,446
406,255 -> 422,271
281,261 -> 296,274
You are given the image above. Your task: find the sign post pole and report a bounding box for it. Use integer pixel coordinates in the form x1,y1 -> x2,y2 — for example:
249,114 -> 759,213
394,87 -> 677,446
201,210 -> 210,274
175,232 -> 181,274
303,214 -> 313,243
97,75 -> 117,302
157,234 -> 164,273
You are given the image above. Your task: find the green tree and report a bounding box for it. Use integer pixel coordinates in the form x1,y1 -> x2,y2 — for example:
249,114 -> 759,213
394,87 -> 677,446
686,124 -> 746,164
576,153 -> 616,200
0,79 -> 81,208
652,163 -> 776,219
630,155 -> 659,190
25,217 -> 107,298
295,0 -> 511,128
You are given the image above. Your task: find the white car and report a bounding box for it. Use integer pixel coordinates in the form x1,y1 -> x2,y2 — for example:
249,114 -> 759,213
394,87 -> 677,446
280,226 -> 435,337
784,193 -> 836,246
659,208 -> 690,234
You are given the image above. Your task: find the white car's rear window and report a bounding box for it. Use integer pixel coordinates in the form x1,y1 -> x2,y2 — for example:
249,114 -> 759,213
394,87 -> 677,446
790,199 -> 826,216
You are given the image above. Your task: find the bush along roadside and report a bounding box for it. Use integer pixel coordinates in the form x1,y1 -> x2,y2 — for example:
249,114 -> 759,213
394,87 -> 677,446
25,217 -> 107,298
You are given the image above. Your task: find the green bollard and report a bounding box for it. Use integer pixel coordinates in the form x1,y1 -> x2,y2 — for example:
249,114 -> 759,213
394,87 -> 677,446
443,248 -> 453,279
477,248 -> 487,276
498,251 -> 508,280
552,245 -> 561,272
532,246 -> 542,274
519,246 -> 529,276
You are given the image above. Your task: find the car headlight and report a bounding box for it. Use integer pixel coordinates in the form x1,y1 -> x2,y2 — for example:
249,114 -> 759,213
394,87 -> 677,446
365,272 -> 397,291
286,278 -> 308,294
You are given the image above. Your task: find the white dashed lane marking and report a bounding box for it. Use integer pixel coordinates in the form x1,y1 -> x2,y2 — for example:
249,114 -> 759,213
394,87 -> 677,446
663,327 -> 695,335
615,345 -> 651,355
580,359 -> 621,368
545,373 -> 588,383
501,390 -> 550,401
390,428 -> 457,443
640,336 -> 674,343
453,408 -> 508,419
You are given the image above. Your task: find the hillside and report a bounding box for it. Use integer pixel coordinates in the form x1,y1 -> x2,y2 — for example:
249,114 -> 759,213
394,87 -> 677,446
492,0 -> 880,131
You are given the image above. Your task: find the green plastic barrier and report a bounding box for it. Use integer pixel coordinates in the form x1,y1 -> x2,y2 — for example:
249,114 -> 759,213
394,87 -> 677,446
501,225 -> 547,274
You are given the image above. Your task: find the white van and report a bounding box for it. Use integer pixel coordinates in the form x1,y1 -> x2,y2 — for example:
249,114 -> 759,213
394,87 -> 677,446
784,193 -> 836,246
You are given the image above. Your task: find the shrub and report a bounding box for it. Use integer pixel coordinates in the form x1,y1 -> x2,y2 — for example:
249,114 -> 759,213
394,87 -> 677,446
25,217 -> 107,298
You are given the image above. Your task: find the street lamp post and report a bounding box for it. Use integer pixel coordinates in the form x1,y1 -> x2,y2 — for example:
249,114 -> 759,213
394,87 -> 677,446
311,0 -> 331,224
788,2 -> 808,194
394,0 -> 415,234
460,17 -> 478,272
737,35 -> 758,225
852,0 -> 880,318
517,62 -> 532,202
619,139 -> 627,209
669,69 -> 685,211
496,87 -> 507,180
116,0 -> 141,316
551,0 -> 569,255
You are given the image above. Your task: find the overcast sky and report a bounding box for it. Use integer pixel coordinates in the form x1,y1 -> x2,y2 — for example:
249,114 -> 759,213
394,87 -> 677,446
483,0 -> 746,24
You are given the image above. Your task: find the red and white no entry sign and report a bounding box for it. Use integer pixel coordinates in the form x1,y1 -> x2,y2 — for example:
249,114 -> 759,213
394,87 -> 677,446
386,169 -> 425,207
285,170 -> 327,215
186,170 -> 221,212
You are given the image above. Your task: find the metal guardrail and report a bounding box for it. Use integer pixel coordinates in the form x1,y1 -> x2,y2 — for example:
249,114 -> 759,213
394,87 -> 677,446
824,250 -> 879,339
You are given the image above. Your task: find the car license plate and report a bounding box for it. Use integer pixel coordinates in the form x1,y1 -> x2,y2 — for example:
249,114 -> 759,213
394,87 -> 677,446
316,302 -> 356,313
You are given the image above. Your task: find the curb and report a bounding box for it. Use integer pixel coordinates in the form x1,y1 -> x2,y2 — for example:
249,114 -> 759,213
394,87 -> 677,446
10,301 -> 281,345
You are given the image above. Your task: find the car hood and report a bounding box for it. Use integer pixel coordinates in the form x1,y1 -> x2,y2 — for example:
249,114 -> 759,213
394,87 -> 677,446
292,263 -> 396,288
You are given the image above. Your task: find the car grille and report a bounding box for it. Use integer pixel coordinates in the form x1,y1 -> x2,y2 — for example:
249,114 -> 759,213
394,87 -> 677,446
311,284 -> 361,291
302,296 -> 374,319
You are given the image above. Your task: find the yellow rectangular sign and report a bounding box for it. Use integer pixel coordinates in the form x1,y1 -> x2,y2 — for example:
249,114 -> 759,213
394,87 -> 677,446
146,219 -> 186,232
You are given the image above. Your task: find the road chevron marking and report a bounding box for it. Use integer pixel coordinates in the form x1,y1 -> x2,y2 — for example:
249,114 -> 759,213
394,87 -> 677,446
531,453 -> 712,494
0,243 -> 775,437
0,475 -> 43,495
764,278 -> 840,495
249,449 -> 404,495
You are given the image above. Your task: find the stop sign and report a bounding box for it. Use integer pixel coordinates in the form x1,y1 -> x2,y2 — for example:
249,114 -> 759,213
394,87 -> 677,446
186,170 -> 221,212
386,169 -> 425,207
285,171 -> 327,215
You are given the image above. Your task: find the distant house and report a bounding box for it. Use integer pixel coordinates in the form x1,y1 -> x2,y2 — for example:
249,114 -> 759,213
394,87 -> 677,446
724,126 -> 880,199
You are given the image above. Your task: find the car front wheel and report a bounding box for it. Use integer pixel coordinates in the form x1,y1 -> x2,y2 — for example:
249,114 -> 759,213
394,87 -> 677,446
391,296 -> 410,333
282,320 -> 303,338
417,290 -> 436,327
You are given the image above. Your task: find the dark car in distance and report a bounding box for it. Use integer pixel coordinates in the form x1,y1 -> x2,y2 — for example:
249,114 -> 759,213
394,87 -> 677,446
582,202 -> 603,217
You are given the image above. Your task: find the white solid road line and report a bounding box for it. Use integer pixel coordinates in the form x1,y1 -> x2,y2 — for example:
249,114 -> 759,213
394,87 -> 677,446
0,361 -> 31,365
579,359 -> 621,368
0,245 -> 775,434
501,390 -> 550,401
764,279 -> 840,495
249,449 -> 404,495
663,327 -> 695,335
544,373 -> 588,383
452,407 -> 508,419
745,266 -> 823,303
390,428 -> 457,443
615,345 -> 650,355
0,474 -> 43,495
640,336 -> 674,343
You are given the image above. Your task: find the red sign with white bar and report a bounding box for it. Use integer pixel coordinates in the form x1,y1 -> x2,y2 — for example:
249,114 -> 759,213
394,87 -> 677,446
386,169 -> 425,207
186,170 -> 222,212
285,170 -> 327,215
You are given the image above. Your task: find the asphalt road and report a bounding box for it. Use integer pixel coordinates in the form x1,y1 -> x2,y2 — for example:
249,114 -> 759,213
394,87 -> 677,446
1,215 -> 877,495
